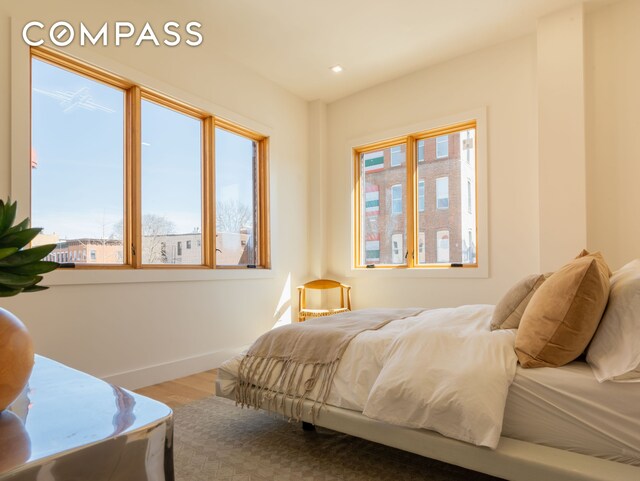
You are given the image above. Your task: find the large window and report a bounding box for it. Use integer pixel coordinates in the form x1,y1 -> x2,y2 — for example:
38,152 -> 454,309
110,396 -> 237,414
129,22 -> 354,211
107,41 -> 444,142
354,120 -> 477,268
30,46 -> 269,269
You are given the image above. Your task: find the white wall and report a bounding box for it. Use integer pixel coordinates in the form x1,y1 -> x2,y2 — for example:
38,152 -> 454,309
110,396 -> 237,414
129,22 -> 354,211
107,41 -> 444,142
321,1 -> 639,310
537,4 -> 587,273
0,0 -> 309,387
585,0 -> 640,270
325,35 -> 540,308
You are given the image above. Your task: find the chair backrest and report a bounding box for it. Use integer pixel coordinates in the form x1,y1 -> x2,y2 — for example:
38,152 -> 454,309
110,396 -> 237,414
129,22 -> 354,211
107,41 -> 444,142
302,279 -> 343,290
298,279 -> 351,311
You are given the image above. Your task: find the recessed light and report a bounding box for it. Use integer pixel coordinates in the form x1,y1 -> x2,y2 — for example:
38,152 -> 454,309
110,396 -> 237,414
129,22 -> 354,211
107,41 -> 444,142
330,65 -> 343,73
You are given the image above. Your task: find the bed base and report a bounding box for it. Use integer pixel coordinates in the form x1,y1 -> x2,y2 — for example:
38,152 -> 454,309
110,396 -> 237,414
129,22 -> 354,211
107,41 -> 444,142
217,388 -> 639,481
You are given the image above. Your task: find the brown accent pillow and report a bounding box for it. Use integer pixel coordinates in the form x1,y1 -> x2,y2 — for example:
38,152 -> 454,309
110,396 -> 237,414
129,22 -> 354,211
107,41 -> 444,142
576,248 -> 612,276
515,252 -> 611,368
491,274 -> 547,330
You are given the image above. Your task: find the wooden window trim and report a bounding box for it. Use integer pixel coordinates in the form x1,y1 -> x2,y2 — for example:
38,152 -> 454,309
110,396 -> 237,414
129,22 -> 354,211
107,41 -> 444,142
29,45 -> 270,270
353,120 -> 478,270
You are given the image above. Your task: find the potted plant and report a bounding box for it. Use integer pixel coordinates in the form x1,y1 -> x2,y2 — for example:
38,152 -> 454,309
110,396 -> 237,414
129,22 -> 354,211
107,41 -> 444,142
0,199 -> 58,411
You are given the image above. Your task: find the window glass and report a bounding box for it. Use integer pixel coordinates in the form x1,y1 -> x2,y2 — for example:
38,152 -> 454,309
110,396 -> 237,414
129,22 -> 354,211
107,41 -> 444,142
418,180 -> 425,212
391,233 -> 404,264
358,145 -> 407,266
416,127 -> 476,265
417,140 -> 425,162
391,184 -> 403,214
31,58 -> 125,264
141,99 -> 203,265
436,135 -> 449,158
390,145 -> 405,167
215,127 -> 258,266
436,230 -> 450,263
436,177 -> 449,209
418,231 -> 426,264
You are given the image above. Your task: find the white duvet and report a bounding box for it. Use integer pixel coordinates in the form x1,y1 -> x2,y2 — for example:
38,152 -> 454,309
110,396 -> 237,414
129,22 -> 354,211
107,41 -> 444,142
219,305 -> 518,449
362,305 -> 518,448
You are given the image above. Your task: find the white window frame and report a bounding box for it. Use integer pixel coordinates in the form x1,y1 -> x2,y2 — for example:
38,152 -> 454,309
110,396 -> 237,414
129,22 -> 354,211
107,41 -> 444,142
417,140 -> 425,163
418,180 -> 425,212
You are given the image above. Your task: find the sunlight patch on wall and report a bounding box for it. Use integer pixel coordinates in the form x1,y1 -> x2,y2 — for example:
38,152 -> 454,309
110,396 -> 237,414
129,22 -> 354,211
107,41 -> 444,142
272,273 -> 292,328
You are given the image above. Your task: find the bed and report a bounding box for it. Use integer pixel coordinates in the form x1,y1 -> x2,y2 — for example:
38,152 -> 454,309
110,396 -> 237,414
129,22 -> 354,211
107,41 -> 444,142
216,304 -> 640,481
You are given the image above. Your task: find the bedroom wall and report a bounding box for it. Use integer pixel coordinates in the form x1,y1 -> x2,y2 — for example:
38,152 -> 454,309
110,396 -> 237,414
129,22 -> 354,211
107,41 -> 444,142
324,35 -> 540,308
0,0 -> 309,387
537,4 -> 587,273
585,0 -> 640,270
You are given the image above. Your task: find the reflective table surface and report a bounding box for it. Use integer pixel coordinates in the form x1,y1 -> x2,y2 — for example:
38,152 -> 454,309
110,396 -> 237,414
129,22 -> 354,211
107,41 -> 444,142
1,355 -> 173,481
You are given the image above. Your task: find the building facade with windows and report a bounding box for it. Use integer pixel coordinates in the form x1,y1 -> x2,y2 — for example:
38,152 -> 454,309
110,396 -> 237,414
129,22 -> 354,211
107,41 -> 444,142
361,129 -> 476,265
44,238 -> 123,264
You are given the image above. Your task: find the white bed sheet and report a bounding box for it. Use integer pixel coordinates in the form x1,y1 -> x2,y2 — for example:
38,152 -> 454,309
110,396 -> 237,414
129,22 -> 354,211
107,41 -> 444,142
503,362 -> 640,465
217,312 -> 640,466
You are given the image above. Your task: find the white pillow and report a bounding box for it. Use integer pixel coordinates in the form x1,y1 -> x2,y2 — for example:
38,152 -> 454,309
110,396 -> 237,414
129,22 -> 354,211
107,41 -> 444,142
587,259 -> 640,382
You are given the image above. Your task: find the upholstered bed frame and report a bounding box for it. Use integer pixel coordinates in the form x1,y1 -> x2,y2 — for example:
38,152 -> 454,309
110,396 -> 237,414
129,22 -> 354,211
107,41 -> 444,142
216,385 -> 639,481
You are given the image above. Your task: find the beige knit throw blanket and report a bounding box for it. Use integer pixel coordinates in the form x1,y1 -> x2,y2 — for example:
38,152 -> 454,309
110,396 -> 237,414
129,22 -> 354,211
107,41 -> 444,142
236,307 -> 426,422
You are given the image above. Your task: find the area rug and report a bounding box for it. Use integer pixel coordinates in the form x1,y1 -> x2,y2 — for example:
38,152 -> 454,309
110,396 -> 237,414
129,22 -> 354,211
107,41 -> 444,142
174,396 -> 503,481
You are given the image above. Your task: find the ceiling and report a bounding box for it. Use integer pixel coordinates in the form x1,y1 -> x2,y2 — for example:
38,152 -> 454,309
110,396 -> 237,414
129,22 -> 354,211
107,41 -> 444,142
197,0 -> 607,102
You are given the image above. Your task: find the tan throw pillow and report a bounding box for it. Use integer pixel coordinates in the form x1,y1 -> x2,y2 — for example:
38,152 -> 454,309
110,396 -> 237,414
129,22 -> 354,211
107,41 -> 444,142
515,252 -> 611,368
576,248 -> 612,276
491,274 -> 547,330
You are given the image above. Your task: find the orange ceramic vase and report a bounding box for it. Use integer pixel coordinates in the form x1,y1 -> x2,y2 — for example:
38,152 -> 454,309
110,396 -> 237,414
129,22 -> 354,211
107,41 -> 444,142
0,308 -> 34,411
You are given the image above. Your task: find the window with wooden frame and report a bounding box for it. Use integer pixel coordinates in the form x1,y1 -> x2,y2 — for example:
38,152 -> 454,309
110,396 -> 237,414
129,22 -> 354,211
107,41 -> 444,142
353,120 -> 477,269
30,46 -> 269,269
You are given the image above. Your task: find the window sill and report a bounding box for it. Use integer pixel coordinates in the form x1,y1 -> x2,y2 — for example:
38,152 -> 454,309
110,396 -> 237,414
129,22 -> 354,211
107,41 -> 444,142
42,267 -> 274,286
346,265 -> 488,279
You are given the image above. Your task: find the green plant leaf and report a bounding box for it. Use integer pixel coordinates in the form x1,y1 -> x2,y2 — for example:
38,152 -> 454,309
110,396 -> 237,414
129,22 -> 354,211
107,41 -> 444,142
0,244 -> 56,266
0,200 -> 17,236
0,272 -> 42,288
0,286 -> 22,297
3,218 -> 30,236
0,227 -> 43,249
3,261 -> 59,275
22,285 -> 49,293
0,247 -> 19,261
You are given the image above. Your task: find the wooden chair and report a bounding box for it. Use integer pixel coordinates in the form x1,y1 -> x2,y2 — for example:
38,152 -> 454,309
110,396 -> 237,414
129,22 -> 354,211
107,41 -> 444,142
297,279 -> 352,322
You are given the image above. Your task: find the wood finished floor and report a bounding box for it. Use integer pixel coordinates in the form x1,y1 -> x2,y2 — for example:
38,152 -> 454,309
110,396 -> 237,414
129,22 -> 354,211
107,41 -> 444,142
135,369 -> 217,409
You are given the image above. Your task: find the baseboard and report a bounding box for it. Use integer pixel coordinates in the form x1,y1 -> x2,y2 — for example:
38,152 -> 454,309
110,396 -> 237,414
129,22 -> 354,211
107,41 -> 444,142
103,346 -> 249,390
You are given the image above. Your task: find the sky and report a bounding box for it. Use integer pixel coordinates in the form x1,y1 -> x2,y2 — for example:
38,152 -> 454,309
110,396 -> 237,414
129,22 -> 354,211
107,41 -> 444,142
31,58 -> 255,240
